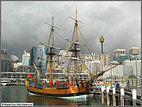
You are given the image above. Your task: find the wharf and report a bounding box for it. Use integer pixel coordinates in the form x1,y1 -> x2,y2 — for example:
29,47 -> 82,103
89,86 -> 141,105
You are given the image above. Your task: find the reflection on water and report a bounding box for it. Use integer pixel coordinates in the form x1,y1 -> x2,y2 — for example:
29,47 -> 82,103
25,94 -> 89,106
2,86 -> 102,106
2,86 -> 27,102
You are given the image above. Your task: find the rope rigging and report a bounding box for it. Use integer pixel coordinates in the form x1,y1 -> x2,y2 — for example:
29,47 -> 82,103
58,17 -> 70,27
77,26 -> 92,57
54,31 -> 66,46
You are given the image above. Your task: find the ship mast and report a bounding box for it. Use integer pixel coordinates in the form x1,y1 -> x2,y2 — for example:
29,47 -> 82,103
73,8 -> 81,90
75,9 -> 78,42
69,8 -> 80,86
38,43 -> 42,82
45,12 -> 56,84
74,9 -> 78,80
49,14 -> 54,83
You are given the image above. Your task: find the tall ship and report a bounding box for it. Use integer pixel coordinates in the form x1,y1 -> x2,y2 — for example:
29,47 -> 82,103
25,9 -> 120,98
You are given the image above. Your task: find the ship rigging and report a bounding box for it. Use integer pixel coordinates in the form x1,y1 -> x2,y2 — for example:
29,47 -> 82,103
25,9 -> 120,98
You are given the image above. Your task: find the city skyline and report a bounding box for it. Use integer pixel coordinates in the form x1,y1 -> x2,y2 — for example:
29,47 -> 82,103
1,1 -> 141,60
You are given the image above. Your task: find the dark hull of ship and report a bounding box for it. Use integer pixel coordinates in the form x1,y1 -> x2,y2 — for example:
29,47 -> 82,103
25,80 -> 90,97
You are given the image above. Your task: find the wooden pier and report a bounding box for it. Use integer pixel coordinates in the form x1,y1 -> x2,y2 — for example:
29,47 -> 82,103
90,86 -> 141,106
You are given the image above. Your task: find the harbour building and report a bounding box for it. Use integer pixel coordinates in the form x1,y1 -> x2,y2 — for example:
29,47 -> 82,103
113,49 -> 128,63
90,53 -> 100,60
102,62 -> 124,83
30,44 -> 46,73
58,49 -> 72,69
85,53 -> 110,73
1,49 -> 7,60
11,55 -> 22,72
1,60 -> 13,72
1,49 -> 13,72
123,60 -> 141,77
100,54 -> 110,66
22,51 -> 30,65
85,60 -> 102,75
13,62 -> 22,72
129,47 -> 140,60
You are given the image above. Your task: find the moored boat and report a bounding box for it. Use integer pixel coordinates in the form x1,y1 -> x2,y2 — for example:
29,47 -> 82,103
25,9 -> 90,98
25,9 -> 120,98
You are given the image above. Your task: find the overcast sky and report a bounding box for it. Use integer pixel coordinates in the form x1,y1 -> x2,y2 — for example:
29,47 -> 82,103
1,1 -> 141,60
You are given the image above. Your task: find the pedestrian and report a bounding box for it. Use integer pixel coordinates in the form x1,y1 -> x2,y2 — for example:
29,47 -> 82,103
114,81 -> 117,88
116,82 -> 120,88
115,81 -> 120,89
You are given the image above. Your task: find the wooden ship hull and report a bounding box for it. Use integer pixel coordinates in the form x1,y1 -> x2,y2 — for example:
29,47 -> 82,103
25,81 -> 89,97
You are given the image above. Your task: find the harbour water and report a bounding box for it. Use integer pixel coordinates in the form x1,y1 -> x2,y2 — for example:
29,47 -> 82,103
2,86 -> 103,106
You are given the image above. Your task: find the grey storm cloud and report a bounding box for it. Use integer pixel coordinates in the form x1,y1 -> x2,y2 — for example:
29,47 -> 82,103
1,1 -> 141,60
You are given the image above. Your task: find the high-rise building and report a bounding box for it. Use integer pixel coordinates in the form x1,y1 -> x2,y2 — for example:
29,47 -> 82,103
30,44 -> 46,72
30,47 -> 35,65
85,60 -> 102,75
100,54 -> 110,66
1,49 -> 13,72
2,60 -> 13,72
1,49 -> 7,60
113,49 -> 128,63
129,47 -> 139,60
58,50 -> 72,68
22,51 -> 30,65
90,53 -> 100,60
113,49 -> 126,58
84,53 -> 110,68
123,60 -> 141,77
